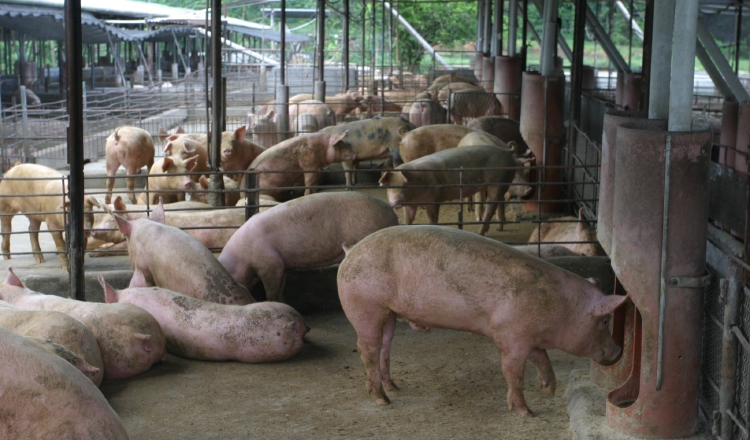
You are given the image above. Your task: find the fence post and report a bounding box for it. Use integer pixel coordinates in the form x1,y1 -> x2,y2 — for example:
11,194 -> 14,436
244,169 -> 259,221
719,260 -> 743,439
20,85 -> 28,156
458,166 -> 463,230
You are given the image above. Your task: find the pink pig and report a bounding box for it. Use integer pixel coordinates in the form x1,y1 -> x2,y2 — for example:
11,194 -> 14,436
337,225 -> 626,417
105,126 -> 155,204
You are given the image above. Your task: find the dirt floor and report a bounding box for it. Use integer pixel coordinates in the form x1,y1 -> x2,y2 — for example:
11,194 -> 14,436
100,310 -> 588,440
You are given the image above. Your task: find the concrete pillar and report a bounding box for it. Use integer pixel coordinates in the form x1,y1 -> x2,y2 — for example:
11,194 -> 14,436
667,0 -> 699,131
648,0 -> 674,120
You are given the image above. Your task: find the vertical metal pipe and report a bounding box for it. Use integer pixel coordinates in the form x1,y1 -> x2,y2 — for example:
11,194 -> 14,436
656,134 -> 672,391
209,0 -> 225,207
276,85 -> 290,142
317,0 -> 325,82
280,0 -> 286,85
491,0 -> 500,57
734,1 -> 743,75
649,0 -> 674,120
65,0 -> 85,300
344,0 -> 350,91
720,261 -> 742,440
667,0 -> 698,132
540,0 -> 559,76
244,169 -> 259,221
477,0 -> 484,51
484,0 -> 492,54
508,0 -> 518,56
641,0 -> 653,114
568,0 -> 586,143
521,0 -> 528,70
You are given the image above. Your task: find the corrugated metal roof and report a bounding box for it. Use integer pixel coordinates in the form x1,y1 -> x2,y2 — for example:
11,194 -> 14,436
0,0 -> 191,19
147,12 -> 310,43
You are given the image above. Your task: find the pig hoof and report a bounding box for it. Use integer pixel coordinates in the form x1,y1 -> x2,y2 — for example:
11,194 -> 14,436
374,396 -> 390,405
515,407 -> 533,418
34,255 -> 44,264
496,225 -> 505,232
3,255 -> 10,260
538,379 -> 556,397
383,380 -> 398,391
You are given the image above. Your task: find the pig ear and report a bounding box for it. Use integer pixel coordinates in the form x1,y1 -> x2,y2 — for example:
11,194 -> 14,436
378,171 -> 391,186
150,199 -> 166,224
134,333 -> 153,353
162,157 -> 174,172
113,214 -> 132,238
158,128 -> 168,142
592,295 -> 628,317
162,142 -> 173,155
399,170 -> 412,183
267,110 -> 275,119
342,242 -> 352,255
235,125 -> 247,140
6,268 -> 23,288
99,274 -> 119,304
330,130 -> 348,146
113,196 -> 127,212
199,175 -> 209,189
185,155 -> 199,171
176,126 -> 184,134
182,140 -> 197,154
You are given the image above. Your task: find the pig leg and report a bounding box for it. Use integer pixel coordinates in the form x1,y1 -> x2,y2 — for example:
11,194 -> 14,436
498,346 -> 534,417
527,348 -> 556,397
105,158 -> 120,204
1,213 -> 13,260
303,172 -> 322,196
342,160 -> 355,187
380,312 -> 398,391
403,206 -> 417,225
347,307 -> 391,405
425,204 -> 440,224
256,255 -> 287,302
48,221 -> 69,270
473,191 -> 485,222
125,165 -> 139,204
130,267 -> 155,288
28,218 -> 45,264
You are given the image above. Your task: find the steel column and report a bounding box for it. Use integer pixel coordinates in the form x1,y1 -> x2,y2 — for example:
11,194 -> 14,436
65,0 -> 84,300
344,0 -> 350,91
540,0 -> 559,76
280,0 -> 286,85
648,0 -> 674,120
697,19 -> 750,104
508,0 -> 518,56
317,0 -> 325,82
209,0 -> 225,206
696,42 -> 735,100
668,0 -> 699,132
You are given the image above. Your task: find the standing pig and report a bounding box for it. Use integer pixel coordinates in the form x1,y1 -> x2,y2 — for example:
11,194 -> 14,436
446,89 -> 503,125
467,116 -> 531,157
248,131 -> 355,201
162,134 -> 209,177
100,276 -> 308,363
379,144 -> 520,235
528,208 -> 605,257
0,163 -> 70,269
105,126 -> 155,204
321,116 -> 416,186
137,155 -> 199,205
511,244 -> 576,258
409,99 -> 446,127
248,111 -> 279,148
0,327 -> 129,439
289,99 -> 335,130
218,126 -> 266,174
397,124 -> 476,164
112,211 -> 255,305
0,300 -> 104,386
337,225 -> 626,416
218,191 -> 399,302
0,268 -> 166,379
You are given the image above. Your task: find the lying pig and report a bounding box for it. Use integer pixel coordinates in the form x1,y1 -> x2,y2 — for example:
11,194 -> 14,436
100,276 -> 308,363
0,300 -> 104,385
0,327 -> 129,439
397,124 -> 476,164
528,208 -> 605,257
321,116 -> 416,186
379,144 -> 523,235
137,155 -> 199,205
112,210 -> 255,305
24,337 -> 101,382
0,163 -> 70,269
105,126 -> 155,204
337,225 -> 626,417
189,175 -> 242,206
511,244 -> 576,258
148,199 -> 243,251
467,116 -> 531,157
0,268 -> 166,379
432,74 -> 476,85
248,131 -> 355,201
218,191 -> 399,302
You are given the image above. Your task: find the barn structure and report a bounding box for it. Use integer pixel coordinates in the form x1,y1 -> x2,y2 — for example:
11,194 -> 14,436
0,0 -> 748,438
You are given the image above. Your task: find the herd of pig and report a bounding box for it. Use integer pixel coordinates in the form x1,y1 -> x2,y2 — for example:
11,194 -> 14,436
0,74 -> 615,437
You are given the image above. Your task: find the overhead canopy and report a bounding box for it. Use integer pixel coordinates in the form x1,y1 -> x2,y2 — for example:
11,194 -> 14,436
148,13 -> 310,43
261,8 -> 330,19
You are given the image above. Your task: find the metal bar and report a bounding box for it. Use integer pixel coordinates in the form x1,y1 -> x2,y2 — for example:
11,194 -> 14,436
734,1 -> 743,75
344,0 -> 350,91
656,134 -> 672,391
65,0 -> 85,300
725,409 -> 749,437
585,3 -> 631,74
615,0 -> 644,41
568,0 -> 586,150
458,167 -> 463,230
696,19 -> 750,104
280,0 -> 286,84
317,0 -> 325,82
209,0 -> 225,207
668,0 -> 699,132
521,0 -> 528,69
244,169 -> 258,221
508,0 -> 518,56
720,260 -> 742,440
695,42 -> 735,101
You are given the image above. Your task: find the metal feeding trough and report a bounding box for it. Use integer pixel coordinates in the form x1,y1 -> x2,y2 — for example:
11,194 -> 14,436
605,121 -> 711,438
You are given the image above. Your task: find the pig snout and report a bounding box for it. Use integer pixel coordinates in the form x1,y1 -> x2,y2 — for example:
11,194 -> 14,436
388,194 -> 403,210
595,343 -> 623,367
222,148 -> 233,157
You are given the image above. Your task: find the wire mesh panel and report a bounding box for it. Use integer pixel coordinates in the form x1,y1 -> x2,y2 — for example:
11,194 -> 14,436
701,265 -> 724,428
709,162 -> 747,240
735,287 -> 750,439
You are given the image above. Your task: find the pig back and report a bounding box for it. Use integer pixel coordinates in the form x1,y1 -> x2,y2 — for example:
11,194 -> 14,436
399,125 -> 476,163
0,164 -> 66,216
0,327 -> 129,439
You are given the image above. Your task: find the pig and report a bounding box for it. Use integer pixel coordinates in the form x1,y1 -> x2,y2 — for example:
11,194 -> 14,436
235,194 -> 282,212
147,199 -> 243,250
293,113 -> 320,133
112,210 -> 255,305
88,196 -> 209,251
397,124 -> 476,164
218,191 -> 399,302
217,126 -> 266,174
337,225 -> 627,416
157,125 -> 185,141
248,111 -> 279,148
511,244 -> 576,258
379,144 -> 522,235
248,131 -> 355,201
100,276 -> 308,363
409,99 -> 447,127
0,300 -> 104,385
446,89 -> 503,125
0,327 -> 129,439
13,87 -> 41,105
363,95 -> 403,114
162,134 -> 209,178
22,337 -> 101,381
436,82 -> 482,103
528,208 -> 605,257
0,268 -> 166,379
320,116 -> 416,186
0,163 -> 70,269
432,74 -> 476,85
467,116 -> 531,157
137,155 -> 199,205
190,175 -> 242,206
289,100 -> 335,130
327,92 -> 367,116
105,126 -> 155,204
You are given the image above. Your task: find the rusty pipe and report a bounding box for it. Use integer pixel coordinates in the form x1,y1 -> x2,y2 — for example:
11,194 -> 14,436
656,134 -> 672,391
